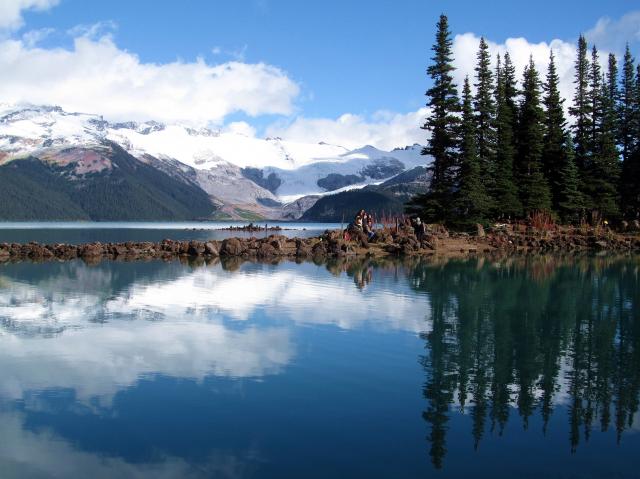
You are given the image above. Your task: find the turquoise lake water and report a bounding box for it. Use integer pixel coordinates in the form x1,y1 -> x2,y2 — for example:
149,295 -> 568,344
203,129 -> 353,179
0,255 -> 638,478
0,221 -> 342,244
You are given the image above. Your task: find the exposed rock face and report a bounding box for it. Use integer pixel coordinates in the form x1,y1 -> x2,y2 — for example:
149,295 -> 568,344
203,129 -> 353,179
280,195 -> 321,220
240,167 -> 282,194
317,173 -> 363,191
360,157 -> 405,179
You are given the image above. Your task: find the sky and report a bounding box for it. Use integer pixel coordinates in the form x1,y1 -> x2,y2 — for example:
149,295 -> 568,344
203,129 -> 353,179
0,0 -> 638,149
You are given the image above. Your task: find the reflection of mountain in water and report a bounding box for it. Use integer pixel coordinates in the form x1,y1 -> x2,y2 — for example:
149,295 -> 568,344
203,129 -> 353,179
409,256 -> 640,469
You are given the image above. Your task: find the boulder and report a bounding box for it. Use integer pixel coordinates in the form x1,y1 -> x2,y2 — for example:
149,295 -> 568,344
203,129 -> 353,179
78,243 -> 103,258
204,242 -> 219,256
221,238 -> 245,256
187,241 -> 205,256
257,242 -> 277,258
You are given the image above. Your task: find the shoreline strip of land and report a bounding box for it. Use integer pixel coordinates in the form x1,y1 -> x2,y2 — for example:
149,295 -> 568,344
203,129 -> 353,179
1,224 -> 640,263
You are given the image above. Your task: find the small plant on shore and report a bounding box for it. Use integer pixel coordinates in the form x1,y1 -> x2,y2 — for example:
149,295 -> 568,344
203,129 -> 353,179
529,210 -> 555,231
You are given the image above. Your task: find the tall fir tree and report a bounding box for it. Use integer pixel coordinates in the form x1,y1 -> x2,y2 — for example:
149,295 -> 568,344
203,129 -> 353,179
493,53 -> 522,218
630,64 -> 640,215
605,53 -> 619,142
542,50 -> 569,212
473,37 -> 497,196
569,35 -> 591,187
619,46 -> 637,217
585,46 -> 620,218
455,76 -> 492,225
406,14 -> 460,222
620,50 -> 640,217
503,52 -> 520,146
557,135 -> 586,222
591,70 -> 621,219
588,46 -> 603,158
516,57 -> 552,214
618,45 -> 636,164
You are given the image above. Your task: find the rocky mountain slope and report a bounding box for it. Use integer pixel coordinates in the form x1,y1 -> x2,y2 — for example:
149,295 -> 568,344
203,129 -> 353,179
0,103 -> 431,220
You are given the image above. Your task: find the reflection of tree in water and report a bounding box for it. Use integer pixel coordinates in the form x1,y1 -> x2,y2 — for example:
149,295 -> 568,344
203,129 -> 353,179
408,255 -> 640,469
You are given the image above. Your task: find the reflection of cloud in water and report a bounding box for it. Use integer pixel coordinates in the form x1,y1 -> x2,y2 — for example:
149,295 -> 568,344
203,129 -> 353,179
0,321 -> 292,402
106,266 -> 430,331
0,262 -> 428,404
0,411 -> 255,479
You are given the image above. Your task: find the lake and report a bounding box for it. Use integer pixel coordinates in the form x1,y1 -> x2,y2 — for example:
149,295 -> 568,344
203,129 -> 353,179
0,221 -> 342,244
0,254 -> 638,478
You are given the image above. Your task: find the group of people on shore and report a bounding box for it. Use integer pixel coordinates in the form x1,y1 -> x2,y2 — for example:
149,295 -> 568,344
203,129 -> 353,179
347,210 -> 428,241
349,209 -> 376,240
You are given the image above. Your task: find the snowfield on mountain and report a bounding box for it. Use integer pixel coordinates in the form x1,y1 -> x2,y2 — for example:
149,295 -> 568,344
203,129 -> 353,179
0,103 -> 430,219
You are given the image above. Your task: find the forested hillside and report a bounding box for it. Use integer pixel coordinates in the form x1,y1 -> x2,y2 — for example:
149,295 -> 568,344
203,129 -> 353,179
0,144 -> 216,221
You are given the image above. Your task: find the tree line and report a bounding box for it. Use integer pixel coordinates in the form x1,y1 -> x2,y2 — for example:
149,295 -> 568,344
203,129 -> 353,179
408,15 -> 640,227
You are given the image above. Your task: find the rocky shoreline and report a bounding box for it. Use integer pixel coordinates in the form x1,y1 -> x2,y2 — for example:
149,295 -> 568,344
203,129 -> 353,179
0,225 -> 639,263
215,222 -> 287,232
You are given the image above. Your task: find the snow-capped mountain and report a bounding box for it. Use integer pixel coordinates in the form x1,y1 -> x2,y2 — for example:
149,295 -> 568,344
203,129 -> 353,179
0,103 -> 430,220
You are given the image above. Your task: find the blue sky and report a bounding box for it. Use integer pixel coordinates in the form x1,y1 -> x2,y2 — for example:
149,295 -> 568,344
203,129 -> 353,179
1,0 -> 639,148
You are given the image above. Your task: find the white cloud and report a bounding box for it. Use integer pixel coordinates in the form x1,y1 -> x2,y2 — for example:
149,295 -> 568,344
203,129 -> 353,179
0,0 -> 58,31
211,44 -> 248,62
66,20 -> 118,40
20,26 -> 54,47
265,108 -> 428,150
0,35 -> 300,125
223,121 -> 257,137
585,10 -> 640,54
452,33 -> 579,114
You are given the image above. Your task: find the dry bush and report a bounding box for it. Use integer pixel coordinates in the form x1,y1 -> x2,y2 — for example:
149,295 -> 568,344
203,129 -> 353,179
529,211 -> 556,231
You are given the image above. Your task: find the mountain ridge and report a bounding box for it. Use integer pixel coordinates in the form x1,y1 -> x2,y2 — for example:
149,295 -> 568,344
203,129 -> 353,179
0,103 -> 431,220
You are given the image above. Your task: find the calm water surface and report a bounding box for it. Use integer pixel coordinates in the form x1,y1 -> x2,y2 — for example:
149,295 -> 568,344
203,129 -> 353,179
0,221 -> 341,244
0,255 -> 638,478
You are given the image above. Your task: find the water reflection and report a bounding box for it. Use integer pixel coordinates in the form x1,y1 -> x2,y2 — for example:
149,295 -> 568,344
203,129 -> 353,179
409,255 -> 640,469
0,255 -> 638,478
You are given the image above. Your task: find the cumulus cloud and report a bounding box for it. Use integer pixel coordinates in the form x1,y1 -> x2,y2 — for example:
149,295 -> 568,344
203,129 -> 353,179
0,0 -> 58,31
452,33 -> 579,112
0,35 -> 300,124
284,11 -> 633,150
66,20 -> 118,40
265,108 -> 428,151
585,10 -> 640,54
223,121 -> 257,137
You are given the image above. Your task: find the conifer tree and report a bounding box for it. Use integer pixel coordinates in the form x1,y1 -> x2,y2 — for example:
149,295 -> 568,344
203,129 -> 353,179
474,37 -> 497,193
588,46 -> 603,157
619,45 -> 636,163
569,35 -> 591,182
493,54 -> 522,218
516,57 -> 552,214
407,14 -> 460,222
456,76 -> 491,224
542,50 -> 568,211
628,65 -> 640,215
620,47 -> 639,216
557,135 -> 586,222
503,52 -> 520,145
605,53 -> 619,142
587,48 -> 620,218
